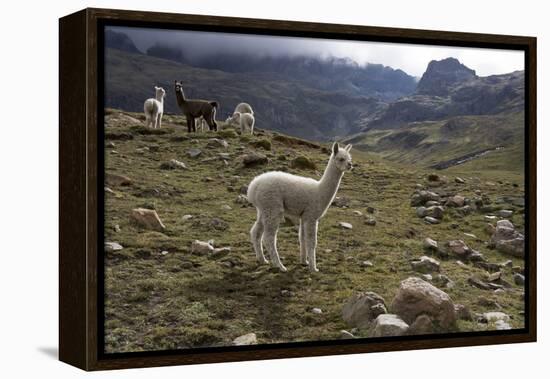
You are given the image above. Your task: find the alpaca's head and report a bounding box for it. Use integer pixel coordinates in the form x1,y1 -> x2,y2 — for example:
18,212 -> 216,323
174,80 -> 184,94
330,143 -> 353,172
154,86 -> 166,100
225,112 -> 241,124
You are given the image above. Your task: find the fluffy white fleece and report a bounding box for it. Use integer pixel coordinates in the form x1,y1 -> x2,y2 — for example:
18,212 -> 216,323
143,86 -> 165,129
247,143 -> 353,272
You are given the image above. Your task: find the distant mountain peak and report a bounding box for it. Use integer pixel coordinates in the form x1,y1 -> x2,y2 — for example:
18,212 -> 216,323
105,30 -> 141,55
416,57 -> 477,96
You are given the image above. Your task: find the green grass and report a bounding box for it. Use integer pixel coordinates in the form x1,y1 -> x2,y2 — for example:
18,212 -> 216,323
103,109 -> 525,353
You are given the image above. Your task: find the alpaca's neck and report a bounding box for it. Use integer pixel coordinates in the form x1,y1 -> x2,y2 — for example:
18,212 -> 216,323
318,160 -> 344,209
176,89 -> 187,107
156,94 -> 164,103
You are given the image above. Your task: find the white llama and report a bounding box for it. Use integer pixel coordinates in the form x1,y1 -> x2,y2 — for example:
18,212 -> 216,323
234,102 -> 254,116
143,86 -> 166,128
227,112 -> 255,134
247,143 -> 353,272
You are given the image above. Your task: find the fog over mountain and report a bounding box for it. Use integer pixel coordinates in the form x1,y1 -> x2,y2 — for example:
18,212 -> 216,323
107,26 -> 524,77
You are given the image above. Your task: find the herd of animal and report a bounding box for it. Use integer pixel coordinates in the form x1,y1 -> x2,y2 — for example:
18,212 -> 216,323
142,83 -> 353,273
143,82 -> 255,134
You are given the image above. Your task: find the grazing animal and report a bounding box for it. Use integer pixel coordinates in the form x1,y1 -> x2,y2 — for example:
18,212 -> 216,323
247,143 -> 353,272
174,80 -> 219,132
226,112 -> 255,134
234,102 -> 254,116
143,86 -> 166,129
194,116 -> 206,132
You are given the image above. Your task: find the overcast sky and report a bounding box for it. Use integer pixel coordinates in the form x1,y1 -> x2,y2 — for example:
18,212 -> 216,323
109,26 -> 524,77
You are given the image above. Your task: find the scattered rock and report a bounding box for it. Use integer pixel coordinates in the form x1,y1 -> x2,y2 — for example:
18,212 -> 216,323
235,194 -> 249,205
514,273 -> 525,286
365,218 -> 376,226
242,152 -> 268,167
498,210 -> 514,218
366,206 -> 375,214
340,330 -> 355,339
187,148 -> 202,158
455,177 -> 465,184
106,173 -> 132,186
352,210 -> 363,216
332,196 -> 351,208
181,214 -> 193,221
423,237 -> 438,251
422,274 -> 433,281
446,195 -> 465,208
361,260 -> 374,268
391,277 -> 456,329
239,185 -> 249,195
342,291 -> 387,328
207,138 -> 229,148
232,333 -> 257,346
130,208 -> 166,231
105,242 -> 123,252
426,205 -> 444,219
311,308 -> 323,314
191,240 -> 214,254
290,155 -> 317,170
447,240 -> 471,259
160,159 -> 188,170
104,186 -> 116,195
411,190 -> 440,207
408,314 -> 435,335
221,204 -> 232,211
210,218 -> 229,231
371,314 -> 409,337
411,256 -> 441,273
454,304 -> 473,321
490,220 -> 524,257
416,206 -> 427,218
427,174 -> 440,182
338,222 -> 353,230
424,216 -> 440,224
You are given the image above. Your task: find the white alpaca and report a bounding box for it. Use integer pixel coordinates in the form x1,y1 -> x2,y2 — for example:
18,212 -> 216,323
234,102 -> 254,116
227,112 -> 255,134
143,86 -> 166,128
247,143 -> 353,272
194,116 -> 206,132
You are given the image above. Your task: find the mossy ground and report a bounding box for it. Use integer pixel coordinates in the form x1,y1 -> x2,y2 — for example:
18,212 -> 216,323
103,109 -> 525,353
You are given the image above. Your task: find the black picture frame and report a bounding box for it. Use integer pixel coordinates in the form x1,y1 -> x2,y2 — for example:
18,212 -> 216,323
59,8 -> 537,371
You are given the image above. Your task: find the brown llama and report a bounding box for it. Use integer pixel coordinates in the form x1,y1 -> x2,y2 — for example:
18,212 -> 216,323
174,80 -> 219,132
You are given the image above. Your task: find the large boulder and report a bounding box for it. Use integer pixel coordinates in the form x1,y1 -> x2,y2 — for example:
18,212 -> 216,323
391,277 -> 456,330
342,291 -> 387,328
242,152 -> 268,167
490,220 -> 525,257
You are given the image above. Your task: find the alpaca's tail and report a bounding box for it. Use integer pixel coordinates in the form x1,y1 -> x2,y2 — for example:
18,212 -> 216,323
246,176 -> 259,206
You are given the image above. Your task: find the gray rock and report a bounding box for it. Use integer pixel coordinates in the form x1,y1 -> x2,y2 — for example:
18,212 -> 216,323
446,195 -> 465,208
160,159 -> 187,170
365,218 -> 377,226
361,260 -> 374,267
190,240 -> 214,254
425,200 -> 440,207
187,148 -> 202,158
427,205 -> 444,219
242,152 -> 268,167
447,240 -> 471,259
416,206 -> 428,218
311,308 -> 323,314
498,210 -> 514,218
210,218 -> 229,231
423,238 -> 438,251
235,194 -> 249,205
514,273 -> 525,286
232,333 -> 257,346
339,222 -> 353,230
391,277 -> 456,329
207,138 -> 229,148
130,208 -> 166,231
408,314 -> 435,335
455,177 -> 465,184
181,214 -> 193,221
371,314 -> 409,337
342,291 -> 387,328
105,242 -> 123,252
411,256 -> 441,273
340,330 -> 355,339
424,216 -> 440,224
454,304 -> 473,321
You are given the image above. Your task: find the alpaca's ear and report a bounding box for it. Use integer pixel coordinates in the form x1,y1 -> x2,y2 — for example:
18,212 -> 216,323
345,144 -> 352,152
332,142 -> 339,154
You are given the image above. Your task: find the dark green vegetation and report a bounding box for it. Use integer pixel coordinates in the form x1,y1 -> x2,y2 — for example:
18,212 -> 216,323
103,109 -> 525,353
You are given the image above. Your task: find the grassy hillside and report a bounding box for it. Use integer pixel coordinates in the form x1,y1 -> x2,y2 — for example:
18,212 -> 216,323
346,112 -> 524,170
103,109 -> 525,353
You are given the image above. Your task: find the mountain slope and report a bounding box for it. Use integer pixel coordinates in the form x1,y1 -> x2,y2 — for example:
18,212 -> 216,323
105,48 -> 388,141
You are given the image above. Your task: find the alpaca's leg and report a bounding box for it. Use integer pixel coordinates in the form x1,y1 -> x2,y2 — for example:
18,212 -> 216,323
152,112 -> 158,129
304,220 -> 319,272
262,211 -> 286,272
186,117 -> 192,133
145,115 -> 150,128
251,210 -> 268,264
299,219 -> 308,265
157,113 -> 162,129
